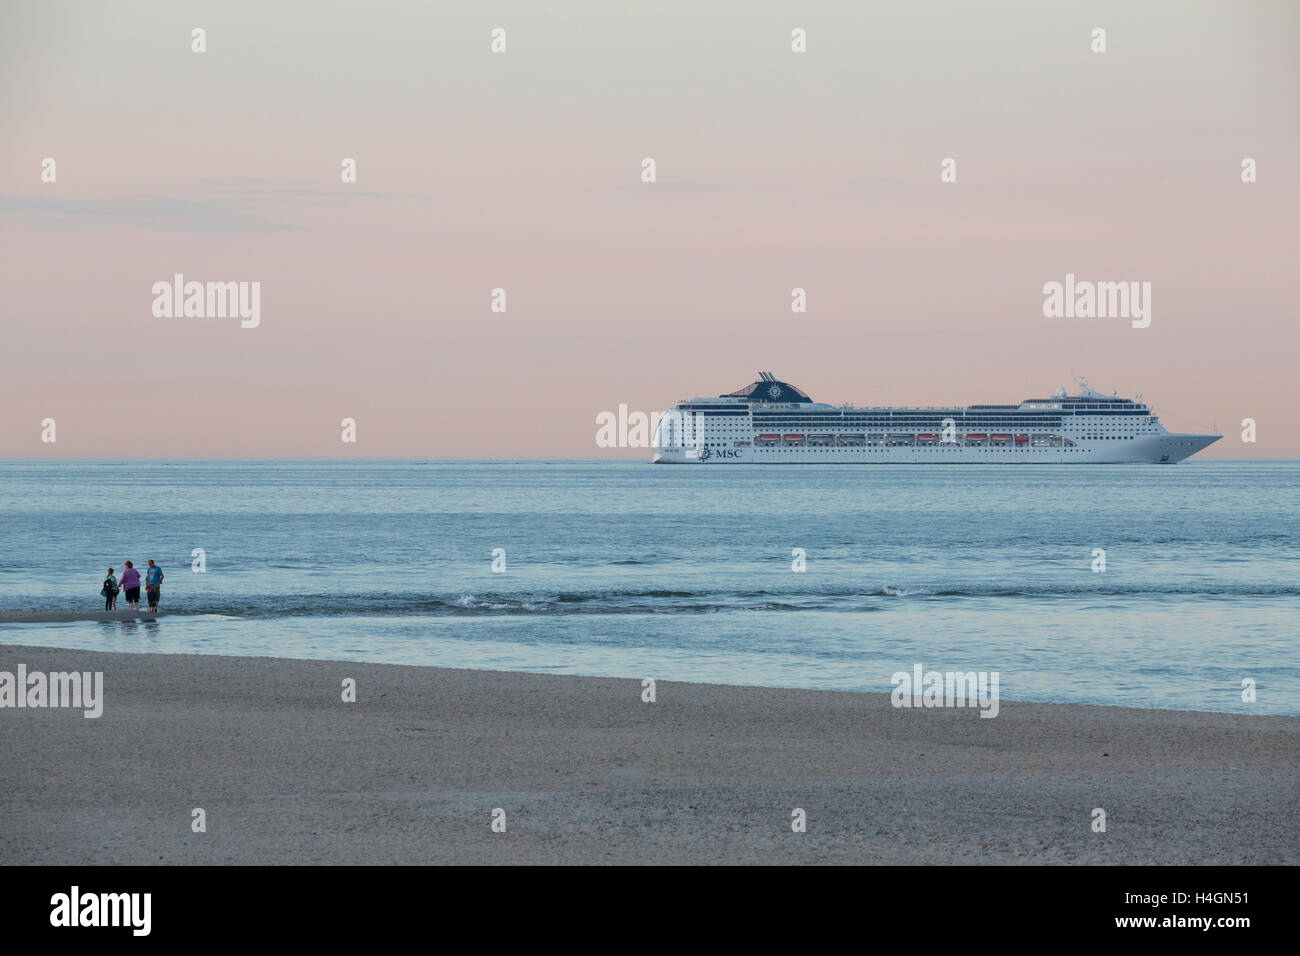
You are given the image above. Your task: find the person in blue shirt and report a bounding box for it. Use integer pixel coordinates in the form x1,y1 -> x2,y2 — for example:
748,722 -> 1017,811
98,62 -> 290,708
145,560 -> 164,611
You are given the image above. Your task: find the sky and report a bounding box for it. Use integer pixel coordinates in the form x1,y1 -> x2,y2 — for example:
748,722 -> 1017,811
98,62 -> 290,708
1,0 -> 1296,458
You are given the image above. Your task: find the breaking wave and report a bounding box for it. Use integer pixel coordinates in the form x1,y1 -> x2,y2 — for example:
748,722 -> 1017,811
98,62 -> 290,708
128,582 -> 1300,620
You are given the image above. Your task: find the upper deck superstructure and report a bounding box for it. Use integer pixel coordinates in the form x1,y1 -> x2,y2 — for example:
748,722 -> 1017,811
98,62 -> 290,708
651,373 -> 1220,464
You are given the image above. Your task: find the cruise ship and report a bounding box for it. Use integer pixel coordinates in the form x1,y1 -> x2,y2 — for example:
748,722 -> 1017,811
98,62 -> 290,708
651,373 -> 1220,464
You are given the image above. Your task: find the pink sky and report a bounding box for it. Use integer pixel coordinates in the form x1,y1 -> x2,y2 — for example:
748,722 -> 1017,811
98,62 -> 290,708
2,1 -> 1296,458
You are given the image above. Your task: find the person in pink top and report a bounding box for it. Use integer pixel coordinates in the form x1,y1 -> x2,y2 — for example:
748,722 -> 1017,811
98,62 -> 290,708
119,561 -> 142,611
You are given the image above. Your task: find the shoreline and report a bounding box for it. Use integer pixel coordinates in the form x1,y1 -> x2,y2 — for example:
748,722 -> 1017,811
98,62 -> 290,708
0,628 -> 1289,718
0,610 -> 166,624
2,643 -> 1296,864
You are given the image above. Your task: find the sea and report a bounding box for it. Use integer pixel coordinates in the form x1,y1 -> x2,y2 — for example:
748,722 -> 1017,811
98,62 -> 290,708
1,460 -> 1296,715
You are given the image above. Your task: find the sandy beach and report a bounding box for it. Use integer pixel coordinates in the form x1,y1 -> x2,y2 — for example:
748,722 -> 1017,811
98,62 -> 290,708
1,643 -> 1296,865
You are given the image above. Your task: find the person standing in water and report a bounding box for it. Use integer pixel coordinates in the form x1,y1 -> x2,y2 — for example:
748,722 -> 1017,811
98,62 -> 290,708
145,559 -> 164,611
120,561 -> 141,611
101,567 -> 118,610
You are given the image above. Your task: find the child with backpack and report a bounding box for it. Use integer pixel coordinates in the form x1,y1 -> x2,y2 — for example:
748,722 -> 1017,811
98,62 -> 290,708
101,568 -> 119,610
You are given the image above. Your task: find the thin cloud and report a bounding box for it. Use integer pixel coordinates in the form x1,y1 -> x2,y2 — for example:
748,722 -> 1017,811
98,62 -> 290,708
0,193 -> 294,234
0,185 -> 383,234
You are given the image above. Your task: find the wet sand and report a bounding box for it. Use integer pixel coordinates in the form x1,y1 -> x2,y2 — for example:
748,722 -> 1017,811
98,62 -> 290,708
1,644 -> 1296,864
0,610 -> 164,624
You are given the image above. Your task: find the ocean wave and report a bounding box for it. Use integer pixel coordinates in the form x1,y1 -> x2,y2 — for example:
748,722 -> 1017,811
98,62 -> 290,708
53,582 -> 1298,621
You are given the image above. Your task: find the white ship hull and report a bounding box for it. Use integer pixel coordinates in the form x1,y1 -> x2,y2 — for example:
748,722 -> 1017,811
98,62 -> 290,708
651,374 -> 1220,465
654,434 -> 1219,464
